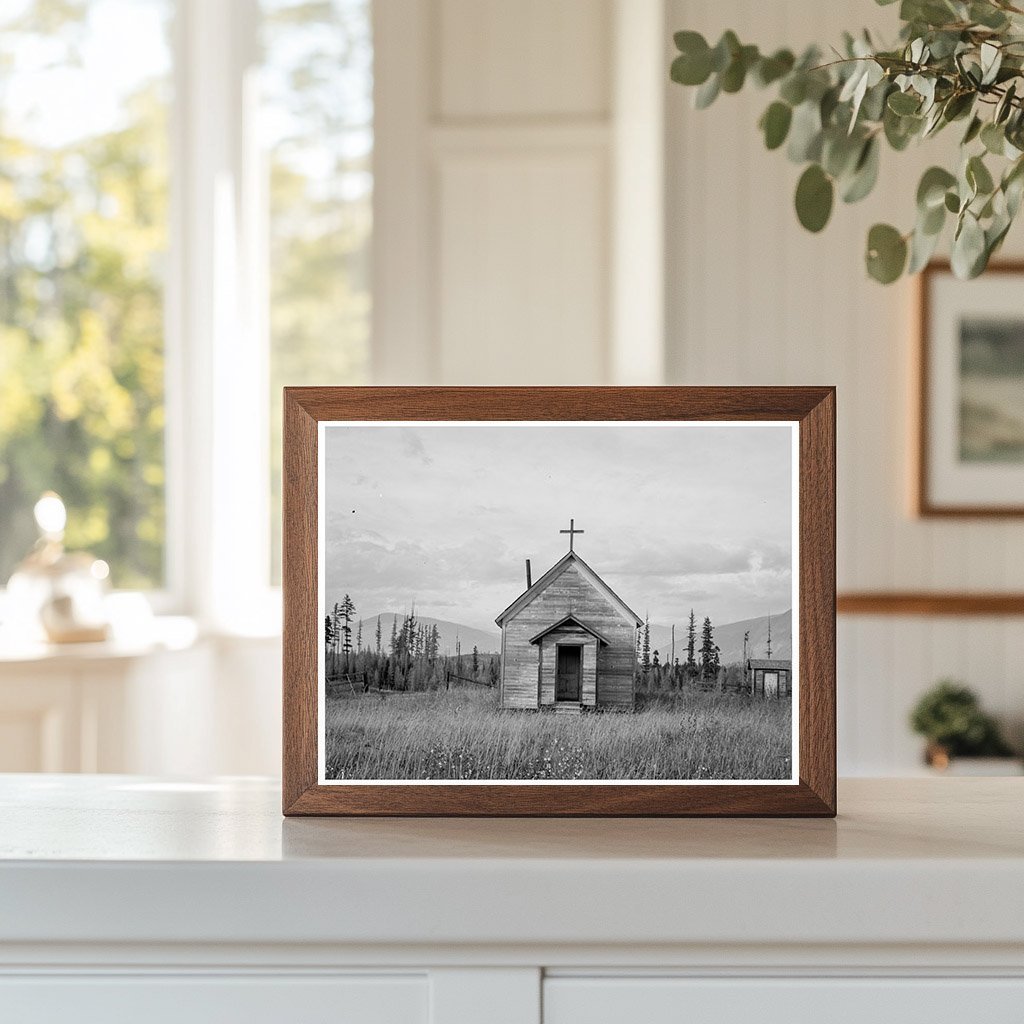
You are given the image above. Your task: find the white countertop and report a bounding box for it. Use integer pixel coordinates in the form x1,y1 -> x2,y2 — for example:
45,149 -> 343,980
2,775 -> 1022,951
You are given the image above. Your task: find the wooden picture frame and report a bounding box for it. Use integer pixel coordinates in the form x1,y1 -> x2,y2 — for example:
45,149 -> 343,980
917,260 -> 1024,517
283,387 -> 836,817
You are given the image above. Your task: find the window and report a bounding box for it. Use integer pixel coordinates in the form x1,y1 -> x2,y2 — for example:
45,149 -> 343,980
262,0 -> 373,581
0,0 -> 374,613
0,0 -> 172,589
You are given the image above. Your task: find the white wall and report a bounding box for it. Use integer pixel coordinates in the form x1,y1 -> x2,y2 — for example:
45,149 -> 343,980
172,0 -> 1023,779
665,0 -> 1024,772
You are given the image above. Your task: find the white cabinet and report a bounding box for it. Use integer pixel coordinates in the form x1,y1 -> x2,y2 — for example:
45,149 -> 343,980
1,777 -> 1022,1024
1,975 -> 428,1024
544,977 -> 1024,1024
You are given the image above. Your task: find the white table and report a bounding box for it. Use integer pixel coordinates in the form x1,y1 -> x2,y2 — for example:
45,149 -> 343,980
1,775 -> 1022,1023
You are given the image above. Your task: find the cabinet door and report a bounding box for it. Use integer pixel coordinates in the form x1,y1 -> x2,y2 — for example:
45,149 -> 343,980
0,974 -> 427,1024
544,977 -> 1024,1024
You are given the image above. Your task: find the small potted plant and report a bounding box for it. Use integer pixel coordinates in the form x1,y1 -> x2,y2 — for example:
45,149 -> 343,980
910,680 -> 1020,773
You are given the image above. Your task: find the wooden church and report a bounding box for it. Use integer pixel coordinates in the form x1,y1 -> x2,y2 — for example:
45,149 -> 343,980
494,520 -> 642,711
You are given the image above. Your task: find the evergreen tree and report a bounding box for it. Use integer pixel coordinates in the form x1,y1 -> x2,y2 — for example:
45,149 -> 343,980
685,609 -> 697,675
472,645 -> 479,676
700,616 -> 720,681
641,615 -> 651,675
324,615 -> 335,655
652,649 -> 660,669
389,617 -> 398,656
375,615 -> 382,655
339,594 -> 356,659
331,602 -> 341,658
356,618 -> 363,653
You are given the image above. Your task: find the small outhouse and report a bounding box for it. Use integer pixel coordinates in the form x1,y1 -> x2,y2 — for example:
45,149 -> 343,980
747,658 -> 792,698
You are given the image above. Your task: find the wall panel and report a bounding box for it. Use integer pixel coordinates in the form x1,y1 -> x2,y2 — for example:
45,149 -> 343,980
665,0 -> 1024,773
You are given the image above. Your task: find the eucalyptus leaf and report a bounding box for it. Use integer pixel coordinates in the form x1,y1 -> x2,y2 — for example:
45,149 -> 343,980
917,166 -> 957,210
981,122 -> 1006,155
951,211 -> 986,278
866,223 -> 908,283
842,137 -> 881,203
694,73 -> 721,109
996,83 -> 1017,124
760,101 -> 793,150
779,73 -> 807,106
967,154 -> 995,195
888,90 -> 921,115
795,164 -> 834,232
754,49 -> 795,87
970,2 -> 1009,30
710,31 -> 740,73
962,115 -> 983,145
787,100 -> 823,162
980,42 -> 1003,86
908,221 -> 942,273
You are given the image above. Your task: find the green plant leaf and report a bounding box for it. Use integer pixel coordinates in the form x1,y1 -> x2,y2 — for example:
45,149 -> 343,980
671,32 -> 713,86
951,212 -> 987,278
967,154 -> 995,196
754,49 -> 795,87
981,122 -> 1005,155
694,73 -> 721,109
962,115 -> 983,145
721,44 -> 759,92
842,137 -> 880,203
787,101 -> 823,162
908,221 -> 942,273
980,41 -> 1002,86
760,101 -> 793,150
917,166 -> 957,210
822,128 -> 863,178
710,30 -> 740,73
996,82 -> 1017,125
888,90 -> 921,115
884,106 -> 922,150
779,73 -> 807,106
866,223 -> 907,283
795,164 -> 834,232
970,2 -> 1009,29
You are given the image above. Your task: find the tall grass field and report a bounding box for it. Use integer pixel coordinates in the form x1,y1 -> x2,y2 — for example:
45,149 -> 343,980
324,686 -> 792,781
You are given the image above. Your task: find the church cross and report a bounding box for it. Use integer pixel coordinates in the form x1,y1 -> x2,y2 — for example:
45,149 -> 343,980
560,518 -> 584,552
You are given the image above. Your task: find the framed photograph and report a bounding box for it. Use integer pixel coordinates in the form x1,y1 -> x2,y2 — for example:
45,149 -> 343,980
283,387 -> 836,816
918,261 -> 1024,516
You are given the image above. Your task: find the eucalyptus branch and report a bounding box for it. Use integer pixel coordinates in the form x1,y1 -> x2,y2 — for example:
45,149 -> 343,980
670,0 -> 1024,283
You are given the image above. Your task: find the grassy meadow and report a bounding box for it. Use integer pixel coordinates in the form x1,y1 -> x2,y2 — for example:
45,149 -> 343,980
324,685 -> 792,781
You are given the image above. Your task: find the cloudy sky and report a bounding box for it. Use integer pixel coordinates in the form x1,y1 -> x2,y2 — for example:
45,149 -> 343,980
323,422 -> 794,633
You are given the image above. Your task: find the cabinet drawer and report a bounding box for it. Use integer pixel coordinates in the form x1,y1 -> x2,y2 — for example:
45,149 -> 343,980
0,974 -> 427,1024
544,977 -> 1024,1024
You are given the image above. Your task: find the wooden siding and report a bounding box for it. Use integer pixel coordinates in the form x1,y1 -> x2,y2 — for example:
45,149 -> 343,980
499,560 -> 636,709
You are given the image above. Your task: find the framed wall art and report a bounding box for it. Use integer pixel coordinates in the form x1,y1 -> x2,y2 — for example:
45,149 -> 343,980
918,261 -> 1024,517
282,387 -> 836,816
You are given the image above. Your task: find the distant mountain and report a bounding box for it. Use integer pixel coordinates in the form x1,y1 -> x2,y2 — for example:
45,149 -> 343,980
647,609 -> 792,667
357,613 -> 501,655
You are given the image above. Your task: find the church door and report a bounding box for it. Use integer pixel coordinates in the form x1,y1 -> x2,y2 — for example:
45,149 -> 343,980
556,645 -> 582,701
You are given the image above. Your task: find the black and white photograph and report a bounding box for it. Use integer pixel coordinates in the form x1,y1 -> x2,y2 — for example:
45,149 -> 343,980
318,421 -> 798,784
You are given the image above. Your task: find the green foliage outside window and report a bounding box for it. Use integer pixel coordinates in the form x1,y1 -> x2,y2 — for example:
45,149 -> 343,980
0,0 -> 170,588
